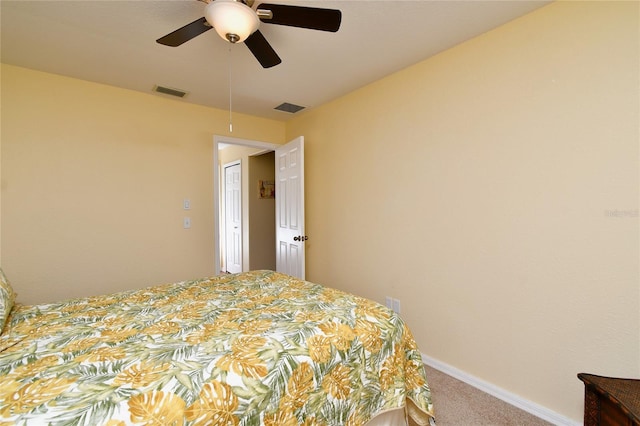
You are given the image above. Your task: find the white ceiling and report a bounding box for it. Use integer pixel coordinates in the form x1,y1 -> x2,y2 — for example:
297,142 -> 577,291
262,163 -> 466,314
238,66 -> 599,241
1,0 -> 551,121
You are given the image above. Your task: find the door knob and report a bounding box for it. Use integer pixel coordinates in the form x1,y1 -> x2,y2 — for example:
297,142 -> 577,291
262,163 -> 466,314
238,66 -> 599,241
293,235 -> 309,242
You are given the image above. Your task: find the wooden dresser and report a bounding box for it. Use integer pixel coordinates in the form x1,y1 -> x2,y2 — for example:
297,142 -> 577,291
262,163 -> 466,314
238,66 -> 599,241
578,373 -> 640,426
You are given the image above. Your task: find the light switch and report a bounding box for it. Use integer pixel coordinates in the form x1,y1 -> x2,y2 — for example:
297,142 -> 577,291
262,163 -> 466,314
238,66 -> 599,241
183,217 -> 191,229
183,199 -> 191,210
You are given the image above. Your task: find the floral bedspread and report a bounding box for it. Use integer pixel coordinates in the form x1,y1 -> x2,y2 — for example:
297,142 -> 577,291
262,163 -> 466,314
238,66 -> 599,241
0,270 -> 434,425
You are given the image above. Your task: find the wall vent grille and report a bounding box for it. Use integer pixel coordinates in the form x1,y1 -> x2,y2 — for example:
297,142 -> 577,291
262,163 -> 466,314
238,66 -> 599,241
275,102 -> 305,113
153,85 -> 188,98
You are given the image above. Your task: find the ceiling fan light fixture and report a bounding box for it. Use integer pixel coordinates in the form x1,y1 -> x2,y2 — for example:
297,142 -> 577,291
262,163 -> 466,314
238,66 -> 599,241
205,0 -> 260,44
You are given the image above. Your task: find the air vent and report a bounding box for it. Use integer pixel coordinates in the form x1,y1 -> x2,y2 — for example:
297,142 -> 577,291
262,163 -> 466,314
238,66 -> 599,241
153,85 -> 188,98
275,102 -> 305,114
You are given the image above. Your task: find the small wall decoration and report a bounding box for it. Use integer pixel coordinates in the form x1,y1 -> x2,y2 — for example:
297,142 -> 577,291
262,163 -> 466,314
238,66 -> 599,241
259,180 -> 275,199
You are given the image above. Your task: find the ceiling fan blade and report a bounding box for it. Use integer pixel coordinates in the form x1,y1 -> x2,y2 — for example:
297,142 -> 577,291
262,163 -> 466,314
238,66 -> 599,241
156,17 -> 212,47
245,30 -> 282,68
257,3 -> 341,32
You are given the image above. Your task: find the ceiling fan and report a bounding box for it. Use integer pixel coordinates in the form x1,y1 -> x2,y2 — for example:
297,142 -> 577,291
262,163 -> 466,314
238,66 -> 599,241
156,0 -> 342,68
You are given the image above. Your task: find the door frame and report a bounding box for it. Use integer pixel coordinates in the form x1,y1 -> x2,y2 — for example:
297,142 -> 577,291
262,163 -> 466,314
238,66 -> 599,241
213,135 -> 279,275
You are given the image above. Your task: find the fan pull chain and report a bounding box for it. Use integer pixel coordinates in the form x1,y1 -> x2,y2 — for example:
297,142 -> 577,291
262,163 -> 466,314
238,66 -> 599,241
228,44 -> 233,133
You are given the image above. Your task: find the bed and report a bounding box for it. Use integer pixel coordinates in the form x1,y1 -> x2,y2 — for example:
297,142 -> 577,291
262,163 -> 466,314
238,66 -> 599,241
0,269 -> 434,425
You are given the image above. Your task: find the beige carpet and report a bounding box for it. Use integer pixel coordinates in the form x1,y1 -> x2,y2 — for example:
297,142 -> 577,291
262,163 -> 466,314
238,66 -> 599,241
424,365 -> 553,426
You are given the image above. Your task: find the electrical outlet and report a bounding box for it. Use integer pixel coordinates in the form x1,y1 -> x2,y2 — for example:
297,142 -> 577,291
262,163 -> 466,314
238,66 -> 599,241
392,298 -> 401,314
385,297 -> 392,309
385,297 -> 401,314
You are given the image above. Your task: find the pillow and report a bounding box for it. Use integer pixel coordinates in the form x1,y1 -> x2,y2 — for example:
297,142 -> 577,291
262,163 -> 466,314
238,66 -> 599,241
0,268 -> 16,332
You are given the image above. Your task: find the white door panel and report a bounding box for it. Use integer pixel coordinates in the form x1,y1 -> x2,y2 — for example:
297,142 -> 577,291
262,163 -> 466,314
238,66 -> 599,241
224,162 -> 242,274
275,136 -> 305,279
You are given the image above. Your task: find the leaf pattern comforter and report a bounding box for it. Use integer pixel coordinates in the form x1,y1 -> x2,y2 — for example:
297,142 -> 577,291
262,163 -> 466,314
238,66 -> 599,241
0,270 -> 434,425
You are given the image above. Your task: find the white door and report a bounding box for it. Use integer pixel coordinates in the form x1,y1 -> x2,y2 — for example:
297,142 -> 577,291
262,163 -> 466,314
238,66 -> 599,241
224,162 -> 242,274
275,136 -> 305,279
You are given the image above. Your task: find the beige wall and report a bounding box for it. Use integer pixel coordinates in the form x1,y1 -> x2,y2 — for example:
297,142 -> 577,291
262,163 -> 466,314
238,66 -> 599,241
1,64 -> 285,303
249,152 -> 276,270
287,1 -> 638,423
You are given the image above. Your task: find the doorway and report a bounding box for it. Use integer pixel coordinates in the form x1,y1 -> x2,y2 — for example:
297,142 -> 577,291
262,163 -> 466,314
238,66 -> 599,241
213,136 -> 279,275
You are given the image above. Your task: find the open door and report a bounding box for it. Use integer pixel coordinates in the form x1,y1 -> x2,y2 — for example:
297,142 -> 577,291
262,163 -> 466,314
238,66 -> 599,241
275,136 -> 305,279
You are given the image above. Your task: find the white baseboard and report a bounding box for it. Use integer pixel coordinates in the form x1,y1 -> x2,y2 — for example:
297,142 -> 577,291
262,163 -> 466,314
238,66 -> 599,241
421,353 -> 580,426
